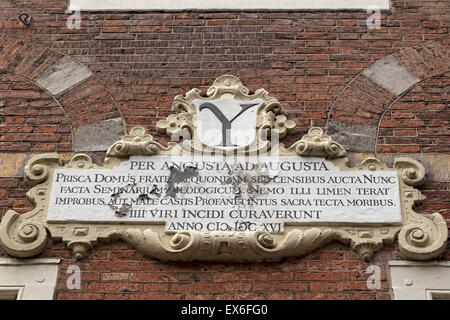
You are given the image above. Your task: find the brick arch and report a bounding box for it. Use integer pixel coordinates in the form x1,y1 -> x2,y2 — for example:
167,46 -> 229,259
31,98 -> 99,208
0,34 -> 125,152
0,70 -> 72,153
377,74 -> 449,154
327,38 -> 450,154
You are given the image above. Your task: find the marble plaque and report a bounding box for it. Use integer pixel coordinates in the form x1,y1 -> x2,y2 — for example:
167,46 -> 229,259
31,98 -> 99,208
47,155 -> 402,232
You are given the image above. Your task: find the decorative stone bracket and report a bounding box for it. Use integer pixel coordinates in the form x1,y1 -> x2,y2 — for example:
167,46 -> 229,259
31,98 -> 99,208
0,76 -> 447,262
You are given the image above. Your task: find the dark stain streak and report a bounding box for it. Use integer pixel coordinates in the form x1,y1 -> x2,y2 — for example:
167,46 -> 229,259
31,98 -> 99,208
111,182 -> 136,198
115,203 -> 131,217
109,182 -> 137,217
138,193 -> 150,200
108,203 -> 131,217
166,166 -> 198,198
111,192 -> 121,198
149,184 -> 161,197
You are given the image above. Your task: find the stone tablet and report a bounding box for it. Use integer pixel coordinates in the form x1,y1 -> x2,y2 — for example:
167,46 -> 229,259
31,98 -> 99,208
47,155 -> 402,231
0,75 -> 446,263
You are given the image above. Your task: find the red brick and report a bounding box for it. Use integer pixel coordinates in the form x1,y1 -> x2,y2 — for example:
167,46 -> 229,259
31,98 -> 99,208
185,293 -> 214,300
129,272 -> 177,282
224,282 -> 252,292
104,293 -> 130,300
335,261 -> 370,271
295,293 -> 348,300
310,282 -> 337,292
267,293 -> 294,300
0,7 -> 448,303
130,293 -> 184,300
309,261 -> 334,270
252,282 -> 308,293
213,272 -> 267,282
215,293 -> 265,300
398,145 -> 421,153
90,261 -> 141,272
268,272 -> 294,281
87,282 -> 142,293
57,293 -> 103,300
101,273 -> 130,281
171,283 -> 225,293
108,251 -> 144,261
142,283 -> 170,292
295,272 -> 348,281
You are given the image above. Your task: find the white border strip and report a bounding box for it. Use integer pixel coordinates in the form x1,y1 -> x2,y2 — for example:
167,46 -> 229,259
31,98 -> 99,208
69,0 -> 390,11
0,258 -> 61,266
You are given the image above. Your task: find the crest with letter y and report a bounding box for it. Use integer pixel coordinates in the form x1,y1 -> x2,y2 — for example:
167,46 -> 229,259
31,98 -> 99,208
157,75 -> 294,154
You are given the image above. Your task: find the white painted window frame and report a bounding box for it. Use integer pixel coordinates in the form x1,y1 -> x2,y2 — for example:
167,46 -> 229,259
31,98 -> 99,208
69,0 -> 390,11
0,286 -> 25,300
389,261 -> 450,300
426,290 -> 450,300
0,258 -> 60,300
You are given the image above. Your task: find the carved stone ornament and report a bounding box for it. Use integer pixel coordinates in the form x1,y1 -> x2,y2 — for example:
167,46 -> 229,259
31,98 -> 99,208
0,75 -> 447,262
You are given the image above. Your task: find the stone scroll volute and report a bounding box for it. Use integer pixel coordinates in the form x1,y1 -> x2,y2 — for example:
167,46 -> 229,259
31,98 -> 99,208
0,75 -> 447,262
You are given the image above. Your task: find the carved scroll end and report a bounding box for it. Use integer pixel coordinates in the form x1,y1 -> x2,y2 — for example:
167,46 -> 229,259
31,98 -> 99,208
24,153 -> 60,186
248,228 -> 336,260
394,157 -> 426,187
398,213 -> 448,261
121,228 -> 199,261
173,90 -> 200,114
0,210 -> 48,258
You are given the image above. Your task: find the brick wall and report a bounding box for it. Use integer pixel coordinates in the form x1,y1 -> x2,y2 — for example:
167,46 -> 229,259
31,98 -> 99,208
378,74 -> 449,154
0,0 -> 449,300
51,241 -> 395,300
0,71 -> 71,153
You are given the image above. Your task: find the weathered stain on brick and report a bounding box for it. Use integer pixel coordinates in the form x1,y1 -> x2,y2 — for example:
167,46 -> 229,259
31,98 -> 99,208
362,56 -> 421,96
0,153 -> 29,178
73,117 -> 125,152
328,119 -> 377,153
35,56 -> 93,96
0,153 -> 75,177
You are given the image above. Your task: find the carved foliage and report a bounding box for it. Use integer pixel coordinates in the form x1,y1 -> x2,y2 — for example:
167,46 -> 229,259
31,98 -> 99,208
285,127 -> 347,159
105,127 -> 174,163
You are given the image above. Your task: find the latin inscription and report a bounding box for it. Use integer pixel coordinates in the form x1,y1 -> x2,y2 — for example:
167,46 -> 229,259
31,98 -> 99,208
47,156 -> 402,232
